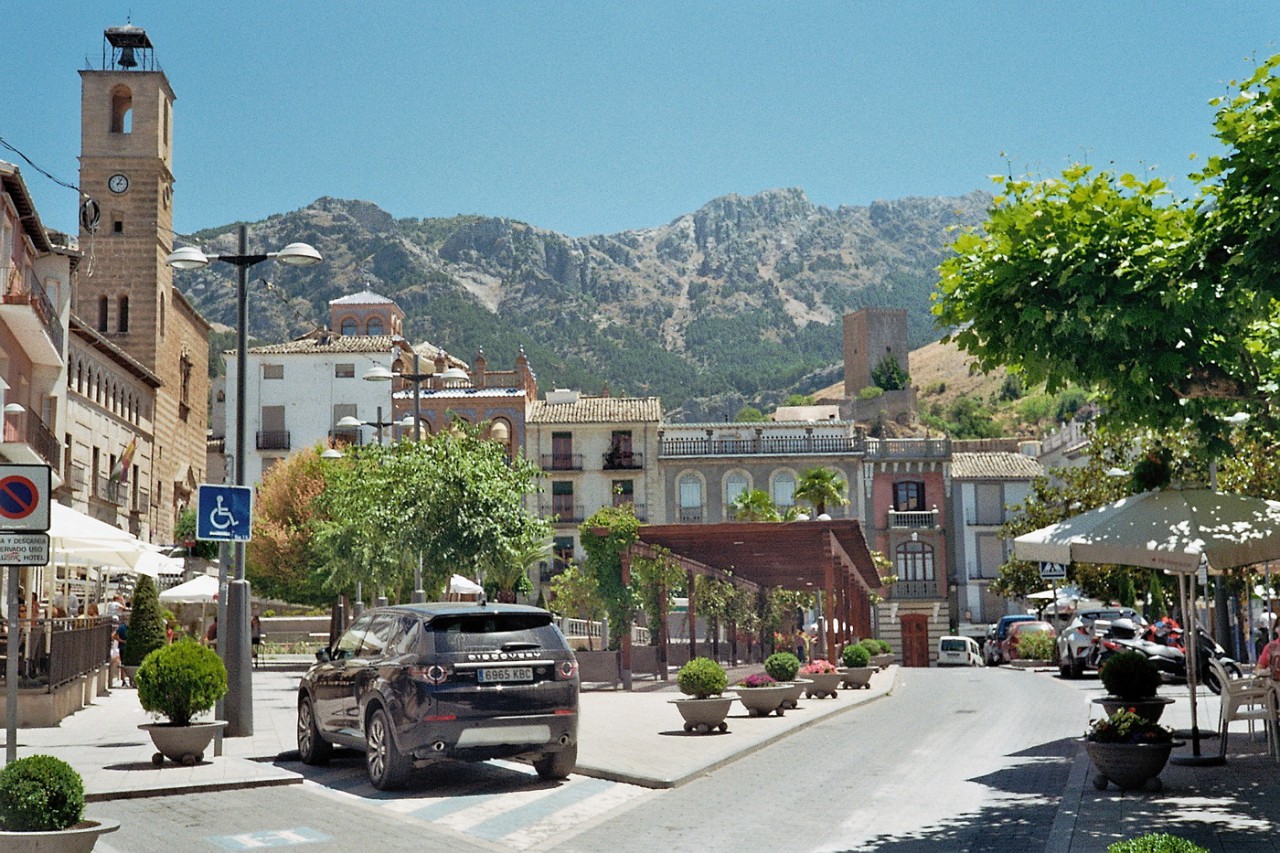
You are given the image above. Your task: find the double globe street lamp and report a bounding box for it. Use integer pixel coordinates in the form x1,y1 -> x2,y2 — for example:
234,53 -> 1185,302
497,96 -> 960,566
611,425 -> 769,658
166,224 -> 322,738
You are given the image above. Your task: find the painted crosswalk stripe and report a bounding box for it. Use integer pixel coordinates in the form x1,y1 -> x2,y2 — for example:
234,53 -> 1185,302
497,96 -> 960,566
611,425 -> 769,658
463,778 -> 615,841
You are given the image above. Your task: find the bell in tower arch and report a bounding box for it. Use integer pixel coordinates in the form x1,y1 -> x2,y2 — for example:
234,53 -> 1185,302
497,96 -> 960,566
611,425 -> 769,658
117,46 -> 137,69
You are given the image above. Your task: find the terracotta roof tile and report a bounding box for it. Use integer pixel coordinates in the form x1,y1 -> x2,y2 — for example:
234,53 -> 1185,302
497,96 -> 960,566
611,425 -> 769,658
528,396 -> 663,424
951,452 -> 1043,480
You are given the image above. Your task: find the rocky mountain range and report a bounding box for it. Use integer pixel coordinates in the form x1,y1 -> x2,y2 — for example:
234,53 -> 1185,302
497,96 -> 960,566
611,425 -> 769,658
176,188 -> 991,420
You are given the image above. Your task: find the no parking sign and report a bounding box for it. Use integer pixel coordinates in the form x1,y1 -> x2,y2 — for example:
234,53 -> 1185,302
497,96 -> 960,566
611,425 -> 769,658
0,464 -> 50,532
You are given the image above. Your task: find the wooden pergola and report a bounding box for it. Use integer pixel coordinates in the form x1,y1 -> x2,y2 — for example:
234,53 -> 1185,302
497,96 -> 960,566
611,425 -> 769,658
621,520 -> 884,678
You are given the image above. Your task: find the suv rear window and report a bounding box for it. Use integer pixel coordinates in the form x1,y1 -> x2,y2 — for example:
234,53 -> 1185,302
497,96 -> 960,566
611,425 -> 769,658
429,613 -> 566,654
940,639 -> 966,652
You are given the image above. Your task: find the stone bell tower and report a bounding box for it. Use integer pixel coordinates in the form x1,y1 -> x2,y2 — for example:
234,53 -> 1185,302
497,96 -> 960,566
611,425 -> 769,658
76,24 -> 210,541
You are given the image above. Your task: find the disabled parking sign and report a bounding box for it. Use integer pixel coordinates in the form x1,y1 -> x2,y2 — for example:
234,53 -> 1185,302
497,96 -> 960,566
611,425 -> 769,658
196,484 -> 253,543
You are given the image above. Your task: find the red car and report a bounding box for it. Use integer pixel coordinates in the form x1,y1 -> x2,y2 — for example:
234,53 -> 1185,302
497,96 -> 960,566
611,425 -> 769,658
1005,620 -> 1058,662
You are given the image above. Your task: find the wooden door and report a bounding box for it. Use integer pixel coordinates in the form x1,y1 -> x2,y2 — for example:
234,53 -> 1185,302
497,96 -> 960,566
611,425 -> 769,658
900,613 -> 930,668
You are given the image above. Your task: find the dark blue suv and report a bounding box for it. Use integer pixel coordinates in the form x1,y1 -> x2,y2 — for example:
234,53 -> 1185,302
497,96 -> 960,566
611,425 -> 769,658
297,602 -> 580,790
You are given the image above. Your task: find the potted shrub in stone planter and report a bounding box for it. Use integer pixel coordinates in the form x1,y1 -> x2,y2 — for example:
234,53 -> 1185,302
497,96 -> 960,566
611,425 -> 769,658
136,638 -> 229,765
1085,707 -> 1179,791
765,651 -> 808,709
0,754 -> 119,852
671,657 -> 732,734
729,672 -> 792,717
840,642 -> 874,689
799,659 -> 843,698
1094,650 -> 1173,722
870,639 -> 895,669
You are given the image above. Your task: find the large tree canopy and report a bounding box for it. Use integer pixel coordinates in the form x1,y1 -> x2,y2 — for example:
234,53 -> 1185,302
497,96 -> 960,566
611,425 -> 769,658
312,426 -> 548,600
934,54 -> 1280,457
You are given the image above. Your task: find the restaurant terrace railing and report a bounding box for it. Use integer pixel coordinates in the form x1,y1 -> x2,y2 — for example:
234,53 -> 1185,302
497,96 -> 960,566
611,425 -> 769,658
0,618 -> 112,690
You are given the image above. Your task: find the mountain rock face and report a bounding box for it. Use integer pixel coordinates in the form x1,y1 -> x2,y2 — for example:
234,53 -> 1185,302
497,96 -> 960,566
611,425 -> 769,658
178,188 -> 990,419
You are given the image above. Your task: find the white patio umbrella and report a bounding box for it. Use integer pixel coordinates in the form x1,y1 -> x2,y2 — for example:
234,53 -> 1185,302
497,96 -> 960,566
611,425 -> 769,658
1015,487 -> 1280,762
448,574 -> 484,595
158,574 -> 219,604
159,574 -> 221,640
1014,488 -> 1280,573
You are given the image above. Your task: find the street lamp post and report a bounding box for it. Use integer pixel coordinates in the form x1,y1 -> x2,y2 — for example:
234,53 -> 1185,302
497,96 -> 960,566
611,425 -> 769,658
166,224 -> 321,737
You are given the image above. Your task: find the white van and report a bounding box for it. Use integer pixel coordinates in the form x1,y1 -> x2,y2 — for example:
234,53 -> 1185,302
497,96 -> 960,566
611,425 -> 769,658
937,635 -> 983,667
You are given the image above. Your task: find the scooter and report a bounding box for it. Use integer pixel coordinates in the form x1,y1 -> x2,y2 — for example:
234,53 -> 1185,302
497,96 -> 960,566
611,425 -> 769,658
1093,622 -> 1241,694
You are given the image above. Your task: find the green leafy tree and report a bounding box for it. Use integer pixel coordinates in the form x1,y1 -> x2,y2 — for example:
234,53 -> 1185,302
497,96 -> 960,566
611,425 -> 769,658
548,562 -> 605,624
871,354 -> 909,391
795,467 -> 848,517
783,394 -> 816,406
247,446 -> 330,606
174,509 -> 218,560
734,406 -> 766,423
729,488 -> 781,522
121,575 -> 166,667
579,504 -> 641,650
629,546 -> 686,642
934,54 -> 1280,458
313,424 -> 547,602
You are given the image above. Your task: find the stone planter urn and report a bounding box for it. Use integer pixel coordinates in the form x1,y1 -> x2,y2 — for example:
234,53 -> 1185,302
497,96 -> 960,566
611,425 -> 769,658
1092,696 -> 1175,723
140,720 -> 227,766
801,671 -> 844,699
777,679 -> 811,710
871,653 -> 895,669
1086,740 -> 1178,791
670,697 -> 733,733
0,819 -> 120,853
840,666 -> 874,690
730,684 -> 793,717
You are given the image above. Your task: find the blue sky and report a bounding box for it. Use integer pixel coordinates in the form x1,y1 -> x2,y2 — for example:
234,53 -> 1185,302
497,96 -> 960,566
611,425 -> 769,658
6,2 -> 1279,239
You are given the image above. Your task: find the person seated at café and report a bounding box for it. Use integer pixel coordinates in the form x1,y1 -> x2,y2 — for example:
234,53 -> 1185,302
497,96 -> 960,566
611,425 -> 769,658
1258,630 -> 1280,677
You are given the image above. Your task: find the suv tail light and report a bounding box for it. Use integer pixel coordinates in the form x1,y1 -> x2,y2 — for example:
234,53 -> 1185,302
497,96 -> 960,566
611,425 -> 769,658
556,660 -> 578,681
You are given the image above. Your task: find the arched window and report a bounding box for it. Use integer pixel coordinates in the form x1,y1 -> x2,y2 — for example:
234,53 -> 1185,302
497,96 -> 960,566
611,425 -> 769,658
679,473 -> 704,523
98,295 -> 109,332
340,317 -> 357,336
110,85 -> 133,134
895,541 -> 935,583
724,471 -> 749,515
366,317 -> 384,336
771,471 -> 796,509
118,295 -> 129,334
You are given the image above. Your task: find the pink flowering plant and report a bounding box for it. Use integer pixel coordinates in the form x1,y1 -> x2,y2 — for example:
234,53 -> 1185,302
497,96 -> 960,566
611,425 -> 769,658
736,673 -> 778,689
799,658 -> 838,675
1086,708 -> 1174,744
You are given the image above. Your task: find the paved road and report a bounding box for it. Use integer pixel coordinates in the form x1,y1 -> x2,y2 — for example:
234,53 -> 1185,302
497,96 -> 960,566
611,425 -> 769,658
85,666 -> 1093,851
562,666 -> 1092,853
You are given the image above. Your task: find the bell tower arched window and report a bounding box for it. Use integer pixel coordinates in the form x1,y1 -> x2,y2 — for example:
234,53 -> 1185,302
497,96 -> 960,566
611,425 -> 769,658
366,317 -> 384,336
110,85 -> 133,134
118,295 -> 129,334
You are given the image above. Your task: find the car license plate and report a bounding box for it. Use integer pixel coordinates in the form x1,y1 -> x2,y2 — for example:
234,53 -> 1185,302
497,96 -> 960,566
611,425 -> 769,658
477,667 -> 533,684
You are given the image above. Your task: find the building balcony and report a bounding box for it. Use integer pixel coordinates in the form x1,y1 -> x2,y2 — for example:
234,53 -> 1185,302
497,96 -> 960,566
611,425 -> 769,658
133,487 -> 150,515
602,450 -> 644,470
964,511 -> 1007,527
888,509 -> 939,529
659,434 -> 865,458
2,408 -> 61,469
256,430 -> 291,451
540,502 -> 585,524
541,453 -> 583,471
0,265 -> 63,365
95,476 -> 125,506
678,506 -> 704,523
890,579 -> 944,600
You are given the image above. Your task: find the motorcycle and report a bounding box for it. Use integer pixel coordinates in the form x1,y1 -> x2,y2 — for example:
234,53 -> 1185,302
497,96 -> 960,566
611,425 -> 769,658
1094,622 -> 1241,694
